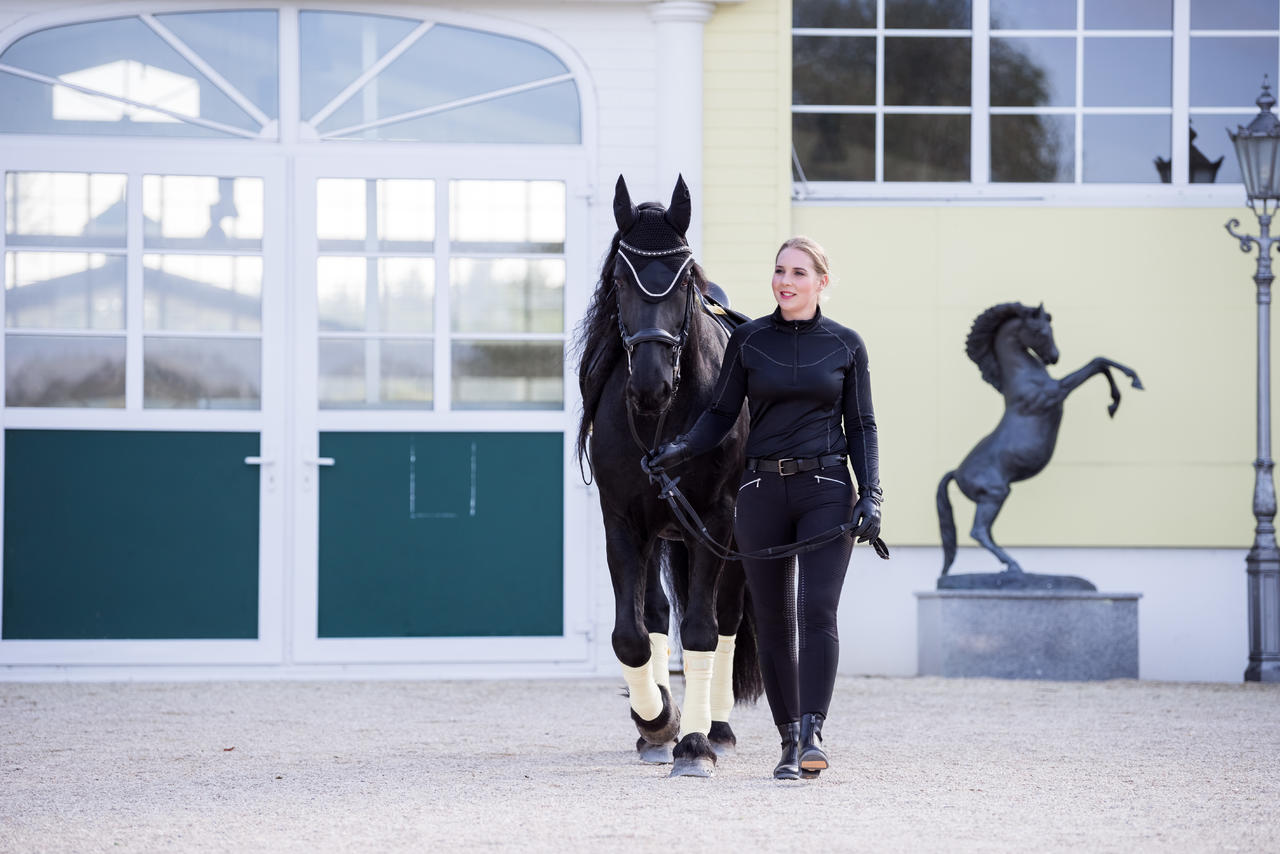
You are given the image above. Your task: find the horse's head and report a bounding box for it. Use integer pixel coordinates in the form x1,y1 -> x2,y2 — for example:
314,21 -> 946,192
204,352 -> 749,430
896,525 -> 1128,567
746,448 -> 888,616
611,174 -> 698,414
1018,303 -> 1059,366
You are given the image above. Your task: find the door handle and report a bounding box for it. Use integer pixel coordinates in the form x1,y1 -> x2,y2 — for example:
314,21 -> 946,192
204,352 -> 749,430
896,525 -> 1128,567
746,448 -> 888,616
304,457 -> 335,466
244,456 -> 274,465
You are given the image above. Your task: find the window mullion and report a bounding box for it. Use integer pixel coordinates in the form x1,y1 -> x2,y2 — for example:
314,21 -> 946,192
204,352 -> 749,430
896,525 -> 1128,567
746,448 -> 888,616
972,0 -> 991,183
434,181 -> 451,412
126,172 -> 143,410
875,0 -> 885,182
1074,0 -> 1085,183
1171,0 -> 1190,186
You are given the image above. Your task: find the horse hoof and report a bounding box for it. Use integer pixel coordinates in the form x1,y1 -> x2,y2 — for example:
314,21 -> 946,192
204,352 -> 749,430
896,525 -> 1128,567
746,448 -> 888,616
669,756 -> 715,778
708,721 -> 737,758
636,737 -> 674,765
631,684 -> 680,746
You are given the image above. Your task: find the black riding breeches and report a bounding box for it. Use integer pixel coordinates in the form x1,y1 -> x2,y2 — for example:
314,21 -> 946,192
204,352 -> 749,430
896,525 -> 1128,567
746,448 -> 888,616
734,465 -> 854,726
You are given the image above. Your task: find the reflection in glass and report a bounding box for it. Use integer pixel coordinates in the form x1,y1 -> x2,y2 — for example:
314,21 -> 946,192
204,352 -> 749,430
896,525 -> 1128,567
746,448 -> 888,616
6,334 -> 125,407
0,16 -> 262,136
450,259 -> 564,334
991,0 -> 1075,30
991,115 -> 1074,182
991,38 -> 1075,107
1083,114 -> 1170,182
156,10 -> 279,120
884,115 -> 970,181
1191,114 -> 1251,184
1191,38 -> 1278,108
6,172 -> 127,247
793,36 -> 875,106
450,181 -> 566,249
1083,38 -> 1171,107
316,257 -> 433,333
452,340 -> 562,410
299,11 -> 419,120
885,38 -> 970,106
1085,0 -> 1172,30
143,254 -> 262,332
316,178 -> 434,249
5,252 -> 124,329
144,336 -> 260,408
143,175 -> 264,248
1191,0 -> 1278,29
793,0 -> 875,28
886,0 -> 970,29
793,113 -> 875,181
317,338 -> 432,408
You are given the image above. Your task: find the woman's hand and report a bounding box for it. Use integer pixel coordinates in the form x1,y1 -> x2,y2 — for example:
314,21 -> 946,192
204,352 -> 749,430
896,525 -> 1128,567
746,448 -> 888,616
642,439 -> 690,474
851,493 -> 882,542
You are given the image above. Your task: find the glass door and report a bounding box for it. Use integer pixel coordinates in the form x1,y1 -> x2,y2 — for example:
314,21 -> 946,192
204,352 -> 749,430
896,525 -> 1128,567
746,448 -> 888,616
0,145 -> 287,665
290,151 -> 592,664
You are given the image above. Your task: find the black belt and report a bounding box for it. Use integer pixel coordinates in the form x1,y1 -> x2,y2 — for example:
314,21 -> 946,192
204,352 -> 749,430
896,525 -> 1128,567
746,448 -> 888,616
745,454 -> 846,476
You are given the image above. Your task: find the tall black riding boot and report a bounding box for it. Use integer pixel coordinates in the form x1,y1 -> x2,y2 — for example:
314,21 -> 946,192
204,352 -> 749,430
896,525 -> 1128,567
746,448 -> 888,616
799,713 -> 828,776
773,722 -> 801,780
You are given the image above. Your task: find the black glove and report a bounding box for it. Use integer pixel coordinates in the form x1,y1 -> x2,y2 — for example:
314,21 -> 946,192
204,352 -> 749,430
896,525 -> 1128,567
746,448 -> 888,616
850,491 -> 882,542
642,439 -> 690,475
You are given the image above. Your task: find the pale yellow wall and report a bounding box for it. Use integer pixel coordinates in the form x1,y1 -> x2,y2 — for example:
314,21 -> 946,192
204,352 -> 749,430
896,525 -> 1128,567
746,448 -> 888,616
704,0 -> 1267,548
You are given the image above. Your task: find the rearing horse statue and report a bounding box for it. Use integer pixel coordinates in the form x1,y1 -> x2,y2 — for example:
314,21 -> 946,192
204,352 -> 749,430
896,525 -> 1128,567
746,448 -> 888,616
937,302 -> 1143,574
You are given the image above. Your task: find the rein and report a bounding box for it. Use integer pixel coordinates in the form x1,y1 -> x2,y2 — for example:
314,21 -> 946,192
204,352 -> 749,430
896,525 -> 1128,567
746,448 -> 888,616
616,280 -> 890,562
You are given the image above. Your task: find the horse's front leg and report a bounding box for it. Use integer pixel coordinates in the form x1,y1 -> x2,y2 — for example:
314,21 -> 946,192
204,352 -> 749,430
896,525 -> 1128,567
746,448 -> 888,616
706,558 -> 749,758
604,517 -> 680,756
1057,357 -> 1144,417
668,537 -> 725,778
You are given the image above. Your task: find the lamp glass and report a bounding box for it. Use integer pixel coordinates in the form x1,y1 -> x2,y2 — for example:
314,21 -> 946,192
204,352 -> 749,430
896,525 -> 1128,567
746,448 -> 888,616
1235,133 -> 1280,201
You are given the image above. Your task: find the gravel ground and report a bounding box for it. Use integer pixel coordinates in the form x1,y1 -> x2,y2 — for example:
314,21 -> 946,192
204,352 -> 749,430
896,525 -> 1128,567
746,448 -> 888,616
1,676 -> 1277,853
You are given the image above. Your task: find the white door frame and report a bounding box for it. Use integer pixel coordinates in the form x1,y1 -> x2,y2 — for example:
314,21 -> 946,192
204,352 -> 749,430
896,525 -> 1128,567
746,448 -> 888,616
289,147 -> 594,665
0,138 -> 288,665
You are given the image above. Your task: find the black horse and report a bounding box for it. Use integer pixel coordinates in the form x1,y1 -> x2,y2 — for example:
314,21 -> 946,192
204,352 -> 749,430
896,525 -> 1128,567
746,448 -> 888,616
575,175 -> 761,777
937,302 -> 1143,573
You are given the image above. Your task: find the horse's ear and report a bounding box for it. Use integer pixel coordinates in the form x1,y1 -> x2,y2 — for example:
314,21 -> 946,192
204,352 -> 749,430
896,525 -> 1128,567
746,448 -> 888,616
613,174 -> 637,233
664,174 -> 691,236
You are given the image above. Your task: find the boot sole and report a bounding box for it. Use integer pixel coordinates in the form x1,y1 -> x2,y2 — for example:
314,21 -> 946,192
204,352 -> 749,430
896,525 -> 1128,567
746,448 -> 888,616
800,758 -> 828,770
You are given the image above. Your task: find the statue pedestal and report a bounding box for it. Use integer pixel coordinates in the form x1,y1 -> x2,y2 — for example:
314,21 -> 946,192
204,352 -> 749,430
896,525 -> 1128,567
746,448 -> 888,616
915,590 -> 1142,680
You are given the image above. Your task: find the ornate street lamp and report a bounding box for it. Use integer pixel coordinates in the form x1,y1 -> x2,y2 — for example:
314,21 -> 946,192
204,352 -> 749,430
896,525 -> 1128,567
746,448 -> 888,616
1226,78 -> 1280,682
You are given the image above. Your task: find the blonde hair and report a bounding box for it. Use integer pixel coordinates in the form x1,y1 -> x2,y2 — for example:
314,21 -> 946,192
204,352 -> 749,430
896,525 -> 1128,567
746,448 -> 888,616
776,236 -> 831,281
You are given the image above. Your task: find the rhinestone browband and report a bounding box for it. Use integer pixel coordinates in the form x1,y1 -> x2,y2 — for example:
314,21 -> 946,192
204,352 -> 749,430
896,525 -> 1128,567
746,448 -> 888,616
619,240 -> 692,258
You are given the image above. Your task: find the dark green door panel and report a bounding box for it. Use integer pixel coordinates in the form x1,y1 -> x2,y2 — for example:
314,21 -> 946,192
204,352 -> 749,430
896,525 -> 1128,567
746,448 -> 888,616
318,432 -> 563,638
2,430 -> 260,640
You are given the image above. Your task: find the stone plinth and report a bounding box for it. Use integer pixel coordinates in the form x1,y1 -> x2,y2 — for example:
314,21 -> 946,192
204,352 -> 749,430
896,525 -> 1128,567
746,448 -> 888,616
916,590 -> 1141,680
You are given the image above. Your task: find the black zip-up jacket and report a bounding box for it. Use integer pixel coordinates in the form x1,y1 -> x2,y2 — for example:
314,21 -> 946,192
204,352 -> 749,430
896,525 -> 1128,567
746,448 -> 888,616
683,305 -> 880,495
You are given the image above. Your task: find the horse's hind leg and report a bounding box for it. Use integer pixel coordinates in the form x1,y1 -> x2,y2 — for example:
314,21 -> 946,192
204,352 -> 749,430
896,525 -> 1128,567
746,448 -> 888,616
971,493 -> 1023,573
707,559 -> 748,757
605,520 -> 680,756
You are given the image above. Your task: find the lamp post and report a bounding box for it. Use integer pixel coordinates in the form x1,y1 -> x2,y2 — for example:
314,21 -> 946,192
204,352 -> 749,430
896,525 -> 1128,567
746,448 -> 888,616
1226,78 -> 1280,682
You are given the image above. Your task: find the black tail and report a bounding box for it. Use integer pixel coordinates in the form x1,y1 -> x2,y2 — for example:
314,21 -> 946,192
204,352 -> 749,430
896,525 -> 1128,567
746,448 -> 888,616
732,585 -> 764,704
937,470 -> 957,574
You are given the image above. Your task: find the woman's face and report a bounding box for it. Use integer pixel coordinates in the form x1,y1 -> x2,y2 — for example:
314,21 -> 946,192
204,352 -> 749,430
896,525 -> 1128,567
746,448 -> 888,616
772,246 -> 827,320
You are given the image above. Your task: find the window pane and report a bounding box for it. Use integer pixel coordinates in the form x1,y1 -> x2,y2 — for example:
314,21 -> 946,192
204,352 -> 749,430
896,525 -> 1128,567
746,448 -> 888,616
1190,115 -> 1250,184
299,11 -> 420,121
1083,114 -> 1170,182
316,179 -> 366,243
144,336 -> 260,409
450,181 -> 565,251
1085,0 -> 1172,29
1191,38 -> 1278,108
154,11 -> 278,120
316,257 -> 434,333
793,0 -> 875,28
6,334 -> 124,407
991,0 -> 1076,30
886,0 -> 971,29
143,176 -> 263,250
143,255 -> 262,332
0,16 -> 263,137
452,341 -> 562,410
378,180 -> 434,245
991,115 -> 1075,182
5,252 -> 124,329
793,113 -> 874,181
6,172 -> 126,248
317,338 -> 432,409
1084,38 -> 1171,107
884,115 -> 971,181
316,179 -> 435,251
450,259 -> 565,334
794,36 -> 875,105
885,38 -> 971,106
991,38 -> 1075,107
1191,0 -> 1278,29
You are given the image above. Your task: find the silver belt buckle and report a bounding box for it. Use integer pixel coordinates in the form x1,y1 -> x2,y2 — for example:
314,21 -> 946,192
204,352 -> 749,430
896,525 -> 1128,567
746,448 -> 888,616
776,458 -> 795,476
